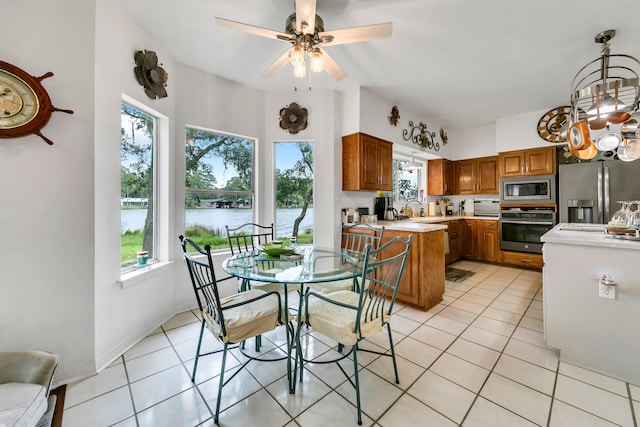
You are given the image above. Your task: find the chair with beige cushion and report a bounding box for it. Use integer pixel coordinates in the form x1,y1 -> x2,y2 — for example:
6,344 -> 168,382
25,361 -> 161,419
308,223 -> 385,294
0,351 -> 58,427
179,235 -> 291,423
303,234 -> 413,425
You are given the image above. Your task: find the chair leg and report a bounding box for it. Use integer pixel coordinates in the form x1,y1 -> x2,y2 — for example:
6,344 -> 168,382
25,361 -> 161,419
386,323 -> 399,384
214,343 -> 229,424
192,319 -> 206,382
352,346 -> 362,425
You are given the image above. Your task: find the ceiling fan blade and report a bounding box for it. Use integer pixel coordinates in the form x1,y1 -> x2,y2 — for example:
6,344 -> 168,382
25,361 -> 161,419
295,0 -> 316,34
319,22 -> 392,46
262,49 -> 292,78
215,17 -> 293,41
318,48 -> 347,81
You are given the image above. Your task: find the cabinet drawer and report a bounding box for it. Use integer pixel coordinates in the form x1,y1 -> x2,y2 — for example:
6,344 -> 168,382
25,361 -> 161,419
501,251 -> 543,269
481,221 -> 497,229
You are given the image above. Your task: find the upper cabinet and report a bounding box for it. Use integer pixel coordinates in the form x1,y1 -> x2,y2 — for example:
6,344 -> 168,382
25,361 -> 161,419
498,146 -> 556,177
427,158 -> 454,195
342,132 -> 393,191
456,156 -> 499,195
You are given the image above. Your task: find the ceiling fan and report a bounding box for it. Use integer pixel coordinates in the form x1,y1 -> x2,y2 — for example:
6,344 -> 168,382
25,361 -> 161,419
214,0 -> 392,81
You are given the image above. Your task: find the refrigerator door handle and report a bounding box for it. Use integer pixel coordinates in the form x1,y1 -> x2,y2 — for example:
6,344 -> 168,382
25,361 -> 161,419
603,166 -> 610,221
597,167 -> 604,223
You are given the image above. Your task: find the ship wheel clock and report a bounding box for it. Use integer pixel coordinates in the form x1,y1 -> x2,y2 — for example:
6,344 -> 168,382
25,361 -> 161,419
537,106 -> 570,143
0,61 -> 74,145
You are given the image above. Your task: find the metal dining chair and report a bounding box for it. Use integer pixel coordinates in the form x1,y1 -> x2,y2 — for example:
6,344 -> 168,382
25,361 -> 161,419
179,235 -> 291,423
308,223 -> 385,294
303,234 -> 413,425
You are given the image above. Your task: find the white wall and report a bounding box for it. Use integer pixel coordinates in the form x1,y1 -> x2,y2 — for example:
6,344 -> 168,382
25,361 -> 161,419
0,0 -> 97,381
450,125 -> 498,160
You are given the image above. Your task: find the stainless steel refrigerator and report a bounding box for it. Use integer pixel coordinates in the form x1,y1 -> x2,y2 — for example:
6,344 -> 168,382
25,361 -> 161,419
559,160 -> 640,224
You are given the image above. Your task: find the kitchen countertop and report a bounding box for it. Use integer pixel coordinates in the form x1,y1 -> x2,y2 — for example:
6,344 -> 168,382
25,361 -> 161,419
541,223 -> 640,250
406,215 -> 499,223
370,220 -> 447,232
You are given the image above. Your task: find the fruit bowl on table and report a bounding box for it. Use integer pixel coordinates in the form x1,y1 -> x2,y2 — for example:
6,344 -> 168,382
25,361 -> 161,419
259,242 -> 296,257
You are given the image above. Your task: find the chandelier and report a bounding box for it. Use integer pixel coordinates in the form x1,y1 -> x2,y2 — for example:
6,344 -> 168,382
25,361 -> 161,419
567,30 -> 640,161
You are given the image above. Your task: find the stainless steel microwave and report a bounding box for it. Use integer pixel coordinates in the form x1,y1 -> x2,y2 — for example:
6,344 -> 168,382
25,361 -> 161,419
499,174 -> 556,204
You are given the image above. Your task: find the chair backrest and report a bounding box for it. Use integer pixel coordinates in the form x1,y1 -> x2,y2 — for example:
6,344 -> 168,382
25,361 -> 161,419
356,234 -> 413,327
179,235 -> 228,338
341,223 -> 385,261
226,222 -> 274,255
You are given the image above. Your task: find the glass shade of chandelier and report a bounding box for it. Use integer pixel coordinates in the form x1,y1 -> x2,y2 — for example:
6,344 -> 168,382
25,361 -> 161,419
567,30 -> 640,161
289,44 -> 324,77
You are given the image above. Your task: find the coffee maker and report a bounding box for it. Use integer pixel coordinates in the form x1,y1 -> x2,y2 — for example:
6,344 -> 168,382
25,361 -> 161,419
375,197 -> 393,220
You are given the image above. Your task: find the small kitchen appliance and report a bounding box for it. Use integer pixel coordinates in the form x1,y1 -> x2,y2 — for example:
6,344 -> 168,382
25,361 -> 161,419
375,196 -> 393,220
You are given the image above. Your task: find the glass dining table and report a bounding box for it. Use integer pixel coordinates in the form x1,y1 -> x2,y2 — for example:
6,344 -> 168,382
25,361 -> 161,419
222,245 -> 364,393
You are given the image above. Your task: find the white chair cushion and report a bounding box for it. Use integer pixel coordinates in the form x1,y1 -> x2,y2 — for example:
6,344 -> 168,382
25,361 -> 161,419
203,289 -> 286,343
307,278 -> 354,293
0,382 -> 47,427
306,290 -> 390,346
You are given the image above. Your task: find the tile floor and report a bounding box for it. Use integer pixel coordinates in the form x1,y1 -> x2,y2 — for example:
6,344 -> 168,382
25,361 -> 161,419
62,261 -> 640,426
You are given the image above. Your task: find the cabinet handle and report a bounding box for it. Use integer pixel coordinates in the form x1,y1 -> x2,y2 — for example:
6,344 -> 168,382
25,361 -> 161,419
522,259 -> 532,263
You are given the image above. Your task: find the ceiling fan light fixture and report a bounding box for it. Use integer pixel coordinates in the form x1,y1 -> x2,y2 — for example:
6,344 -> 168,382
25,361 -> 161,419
293,60 -> 306,78
290,45 -> 305,67
310,48 -> 323,73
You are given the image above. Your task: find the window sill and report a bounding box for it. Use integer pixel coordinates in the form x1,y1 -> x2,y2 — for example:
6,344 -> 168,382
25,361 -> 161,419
118,261 -> 174,289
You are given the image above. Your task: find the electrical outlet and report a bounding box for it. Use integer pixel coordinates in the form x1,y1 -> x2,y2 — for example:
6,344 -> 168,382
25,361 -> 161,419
599,282 -> 616,299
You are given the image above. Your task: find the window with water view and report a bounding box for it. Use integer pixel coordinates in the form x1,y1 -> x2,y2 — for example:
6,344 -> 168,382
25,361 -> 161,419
184,128 -> 255,250
121,102 -> 156,270
275,141 -> 314,243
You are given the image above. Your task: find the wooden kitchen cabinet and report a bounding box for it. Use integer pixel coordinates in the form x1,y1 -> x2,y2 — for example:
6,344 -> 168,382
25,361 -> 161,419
427,158 -> 454,195
342,132 -> 393,191
479,220 -> 500,263
381,228 -> 445,311
456,156 -> 499,195
435,220 -> 460,265
460,219 -> 479,259
501,251 -> 543,269
498,146 -> 556,177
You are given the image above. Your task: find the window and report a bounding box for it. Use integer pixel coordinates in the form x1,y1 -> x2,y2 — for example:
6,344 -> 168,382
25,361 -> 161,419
275,141 -> 314,243
393,159 -> 421,203
120,102 -> 157,271
184,127 -> 255,250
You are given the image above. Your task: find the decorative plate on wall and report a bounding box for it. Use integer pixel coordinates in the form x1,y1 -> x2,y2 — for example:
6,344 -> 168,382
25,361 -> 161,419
537,106 -> 570,143
133,50 -> 168,99
279,102 -> 308,134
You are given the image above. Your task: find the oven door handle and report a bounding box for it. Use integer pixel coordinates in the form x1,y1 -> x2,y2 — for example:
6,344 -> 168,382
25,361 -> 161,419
500,220 -> 555,225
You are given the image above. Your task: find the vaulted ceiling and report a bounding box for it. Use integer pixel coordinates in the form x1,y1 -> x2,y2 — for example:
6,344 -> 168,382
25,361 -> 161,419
116,0 -> 640,131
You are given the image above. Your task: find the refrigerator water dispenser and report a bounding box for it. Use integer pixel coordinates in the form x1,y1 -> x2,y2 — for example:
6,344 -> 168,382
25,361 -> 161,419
567,199 -> 594,223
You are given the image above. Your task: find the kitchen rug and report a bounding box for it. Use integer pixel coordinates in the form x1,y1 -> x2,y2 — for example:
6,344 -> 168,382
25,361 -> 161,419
445,267 -> 476,283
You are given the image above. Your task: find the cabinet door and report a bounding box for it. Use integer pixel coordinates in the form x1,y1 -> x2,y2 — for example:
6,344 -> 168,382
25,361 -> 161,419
460,220 -> 479,259
499,151 -> 525,177
361,135 -> 382,190
378,139 -> 393,191
427,159 -> 453,195
476,156 -> 499,194
382,231 -> 421,306
443,160 -> 454,195
449,220 -> 461,262
480,221 -> 500,262
456,160 -> 476,195
525,147 -> 556,176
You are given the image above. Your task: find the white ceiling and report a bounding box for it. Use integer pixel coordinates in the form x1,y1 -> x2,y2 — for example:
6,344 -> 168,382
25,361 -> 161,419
115,0 -> 640,131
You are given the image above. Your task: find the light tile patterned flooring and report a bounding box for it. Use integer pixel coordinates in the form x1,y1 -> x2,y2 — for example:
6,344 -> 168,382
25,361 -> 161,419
62,261 -> 640,426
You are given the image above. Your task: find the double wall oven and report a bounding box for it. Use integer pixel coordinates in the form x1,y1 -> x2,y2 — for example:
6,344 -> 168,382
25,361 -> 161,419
499,175 -> 557,254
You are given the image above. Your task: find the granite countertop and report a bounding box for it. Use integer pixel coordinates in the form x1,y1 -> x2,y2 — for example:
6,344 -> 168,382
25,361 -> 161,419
541,223 -> 640,250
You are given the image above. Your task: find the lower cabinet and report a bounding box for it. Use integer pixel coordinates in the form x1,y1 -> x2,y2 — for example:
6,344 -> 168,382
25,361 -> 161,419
437,220 -> 461,265
381,228 -> 445,311
479,220 -> 501,263
460,219 -> 500,263
460,219 -> 479,259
